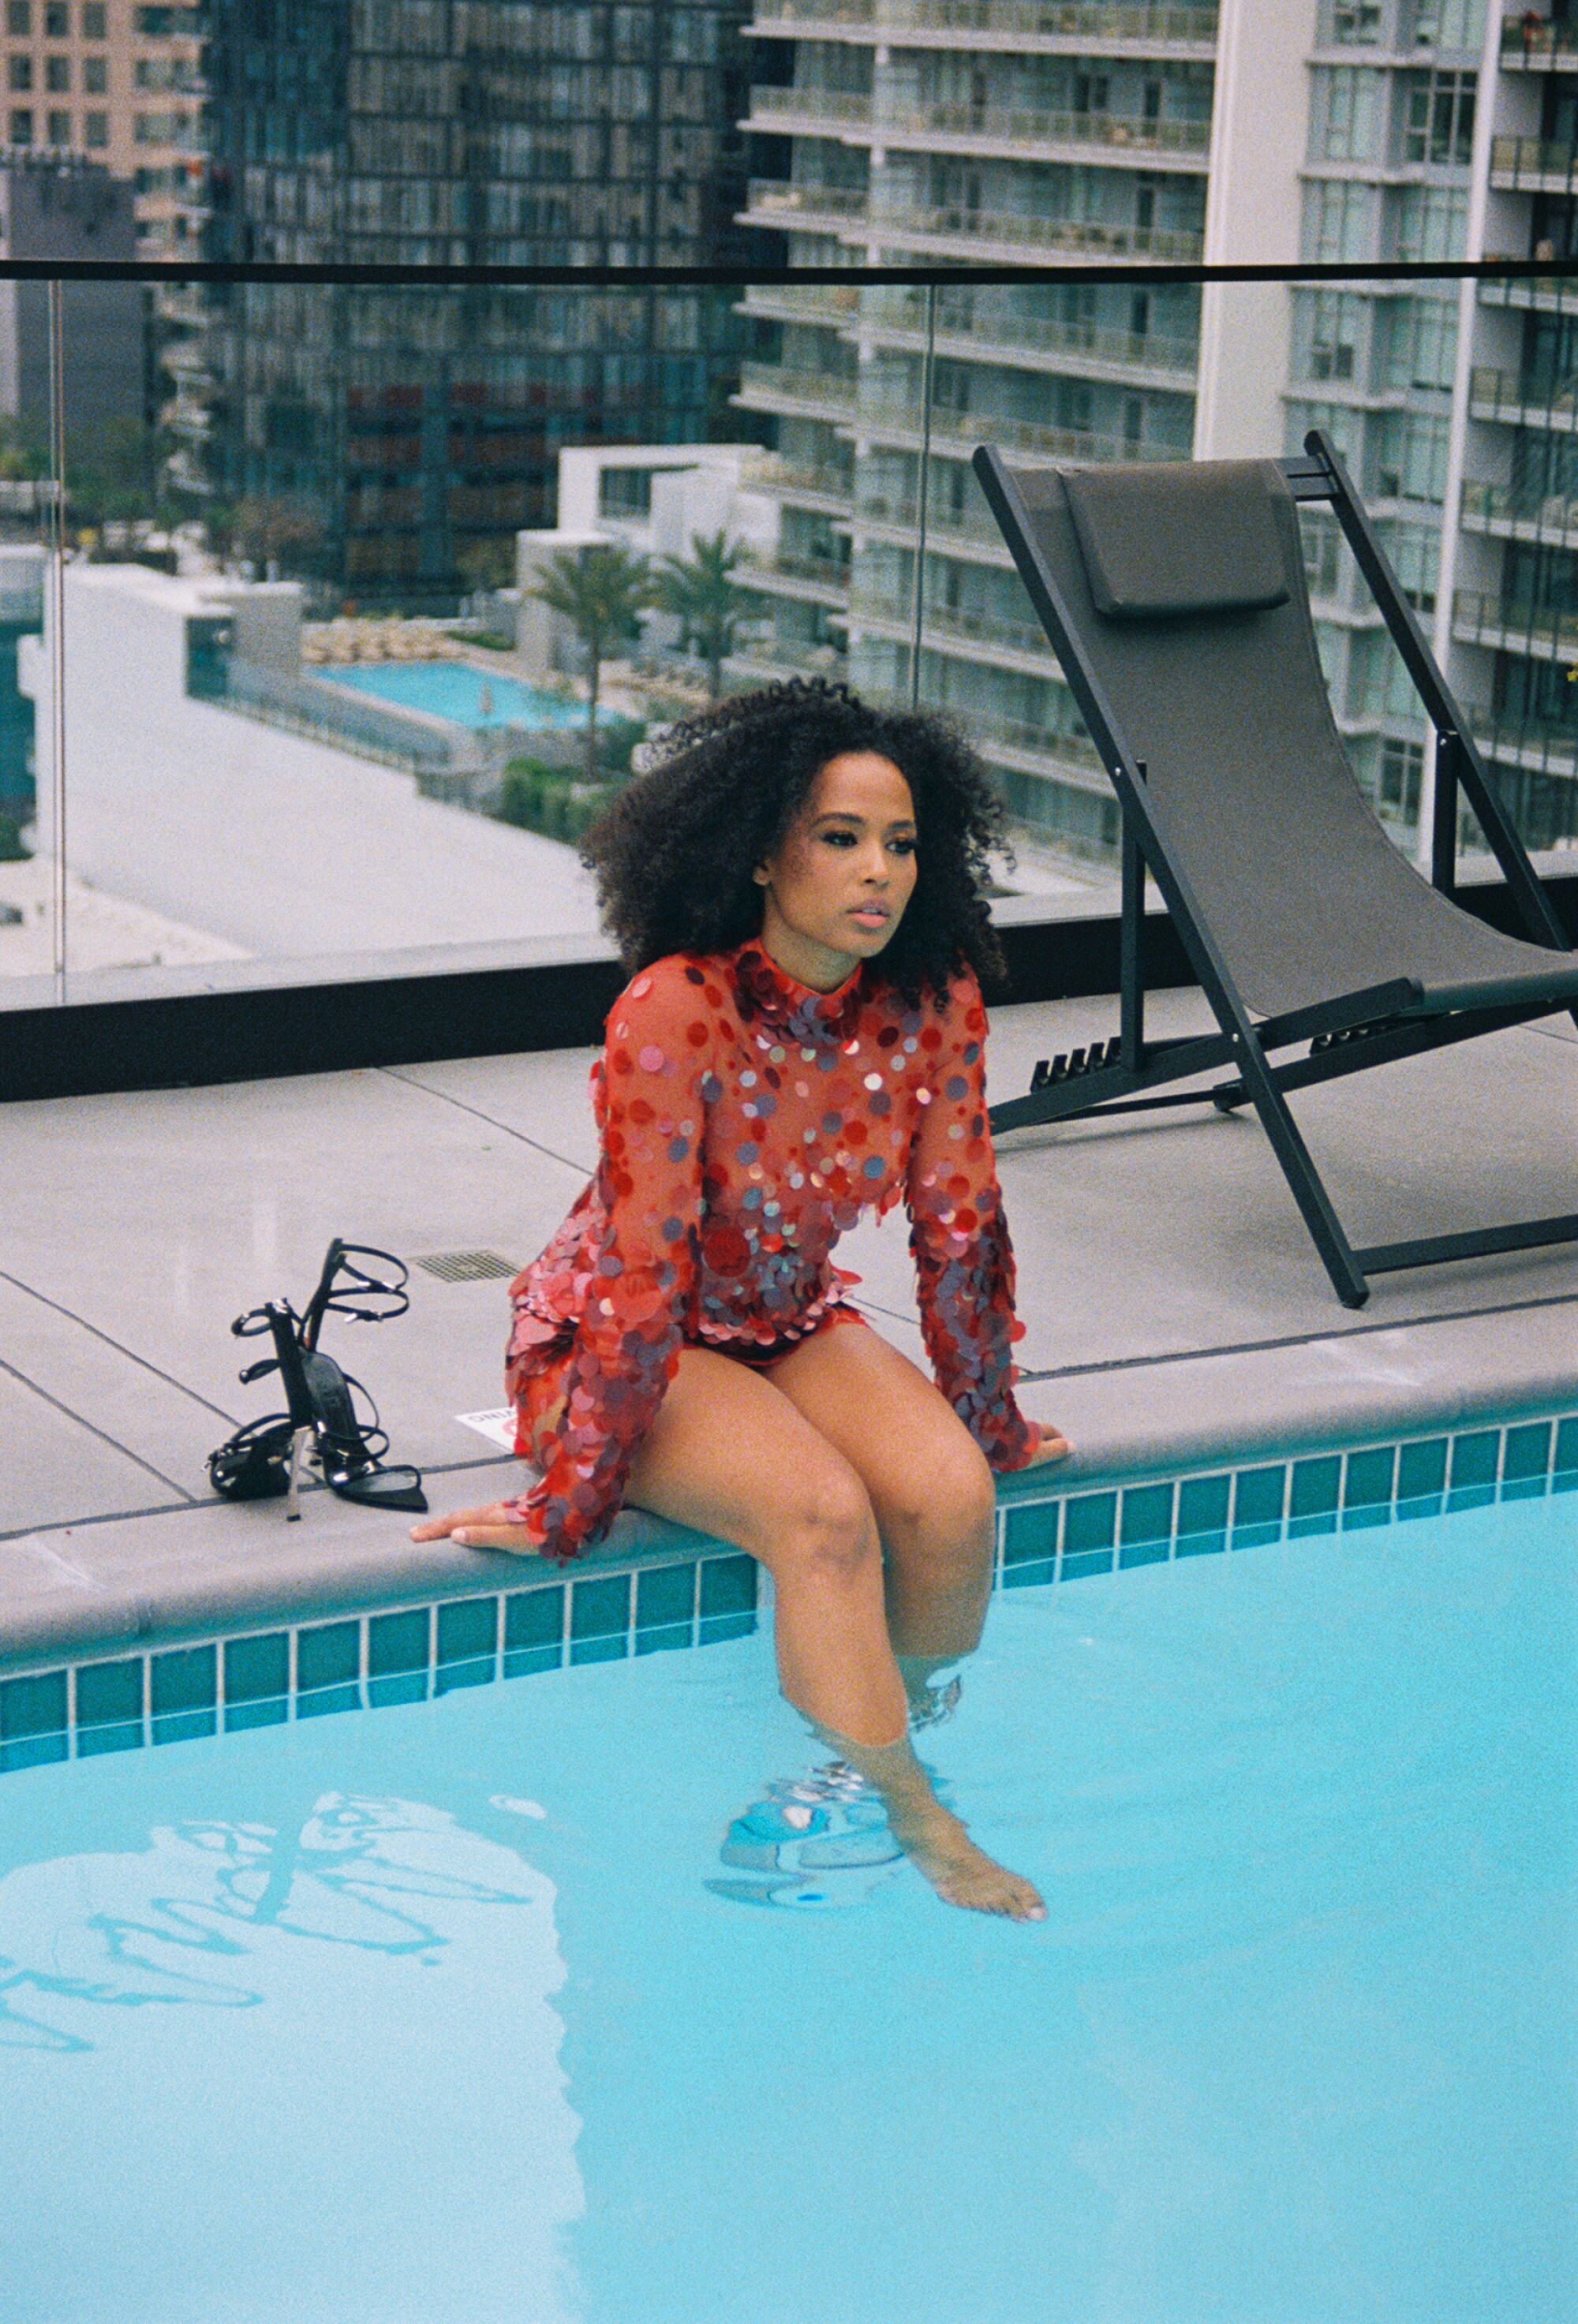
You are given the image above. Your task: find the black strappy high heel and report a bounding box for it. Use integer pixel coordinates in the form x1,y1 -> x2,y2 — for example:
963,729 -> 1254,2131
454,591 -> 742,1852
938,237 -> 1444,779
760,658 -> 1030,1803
208,1239 -> 428,1518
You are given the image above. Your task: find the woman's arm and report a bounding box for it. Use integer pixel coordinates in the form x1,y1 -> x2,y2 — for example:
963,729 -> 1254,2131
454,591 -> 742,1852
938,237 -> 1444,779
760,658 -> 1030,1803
502,961 -> 710,1558
905,969 -> 1040,1471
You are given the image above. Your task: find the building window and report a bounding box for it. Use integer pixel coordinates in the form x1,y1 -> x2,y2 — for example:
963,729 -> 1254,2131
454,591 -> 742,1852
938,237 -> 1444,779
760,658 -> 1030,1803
1330,0 -> 1382,40
84,104 -> 105,143
1401,69 -> 1475,165
46,106 -> 67,141
82,0 -> 103,28
1318,65 -> 1381,159
1301,508 -> 1344,600
6,52 -> 29,88
1410,0 -> 1481,48
43,0 -> 65,29
8,103 -> 30,140
1305,178 -> 1374,263
1307,290 -> 1363,379
1382,295 -> 1456,390
3,0 -> 27,27
1375,409 -> 1451,503
598,466 -> 653,518
45,53 -> 69,90
83,54 -> 104,91
1393,181 -> 1468,262
1380,738 -> 1423,821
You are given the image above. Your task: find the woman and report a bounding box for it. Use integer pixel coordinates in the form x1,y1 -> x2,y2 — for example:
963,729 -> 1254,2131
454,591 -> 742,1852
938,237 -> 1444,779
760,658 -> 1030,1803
416,681 -> 1066,1921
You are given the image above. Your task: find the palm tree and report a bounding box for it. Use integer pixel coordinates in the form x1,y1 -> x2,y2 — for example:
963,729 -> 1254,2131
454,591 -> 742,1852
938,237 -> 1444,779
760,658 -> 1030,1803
527,542 -> 654,778
656,528 -> 750,701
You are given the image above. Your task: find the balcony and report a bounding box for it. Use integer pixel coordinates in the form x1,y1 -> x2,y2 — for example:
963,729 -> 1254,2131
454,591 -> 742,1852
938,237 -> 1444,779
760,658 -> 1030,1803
1453,590 -> 1578,665
858,387 -> 1184,466
739,177 -> 869,237
859,286 -> 1198,384
750,0 -> 1220,53
1472,710 -> 1578,783
738,282 -> 864,331
736,548 -> 853,605
1500,13 -> 1578,66
1468,365 -> 1578,434
851,586 -> 1056,667
742,85 -> 875,135
866,203 -> 1206,263
1460,479 -> 1578,553
873,99 -> 1210,167
753,452 -> 858,514
733,361 -> 859,427
1488,134 -> 1578,196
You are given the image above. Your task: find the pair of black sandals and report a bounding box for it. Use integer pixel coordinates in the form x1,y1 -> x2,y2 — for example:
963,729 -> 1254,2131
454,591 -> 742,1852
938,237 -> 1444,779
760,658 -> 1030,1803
208,1239 -> 428,1518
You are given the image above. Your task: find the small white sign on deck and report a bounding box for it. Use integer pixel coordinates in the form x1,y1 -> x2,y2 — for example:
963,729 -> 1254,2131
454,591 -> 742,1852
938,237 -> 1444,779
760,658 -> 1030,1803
456,1408 -> 518,1451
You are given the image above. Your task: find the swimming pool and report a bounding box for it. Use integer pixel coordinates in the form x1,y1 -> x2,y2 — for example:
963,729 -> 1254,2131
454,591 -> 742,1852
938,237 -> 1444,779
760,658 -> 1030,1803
327,662 -> 589,730
1,1416 -> 1572,2324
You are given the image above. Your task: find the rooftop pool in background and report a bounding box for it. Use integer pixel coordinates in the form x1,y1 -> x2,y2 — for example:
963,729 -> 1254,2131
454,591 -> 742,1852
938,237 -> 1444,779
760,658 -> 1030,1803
0,1421 -> 1572,2324
326,662 -> 590,730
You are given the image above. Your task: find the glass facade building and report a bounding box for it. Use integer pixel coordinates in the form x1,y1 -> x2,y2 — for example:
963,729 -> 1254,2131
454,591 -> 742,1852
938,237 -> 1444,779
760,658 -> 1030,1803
191,0 -> 763,604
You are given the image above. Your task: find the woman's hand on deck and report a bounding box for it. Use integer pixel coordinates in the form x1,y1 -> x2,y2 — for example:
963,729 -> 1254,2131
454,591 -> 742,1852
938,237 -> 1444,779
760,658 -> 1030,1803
1026,1422 -> 1070,1466
409,1501 -> 538,1552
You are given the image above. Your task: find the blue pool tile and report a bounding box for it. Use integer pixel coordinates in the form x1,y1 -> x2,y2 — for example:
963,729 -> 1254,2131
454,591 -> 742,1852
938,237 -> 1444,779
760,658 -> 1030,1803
569,1633 -> 629,1666
1448,1429 -> 1499,1511
699,1556 -> 757,1620
503,1644 -> 564,1679
1232,1465 -> 1286,1548
437,1598 -> 498,1665
1003,1500 -> 1059,1567
75,1657 -> 144,1754
0,1672 -> 69,1767
366,1672 -> 428,1709
297,1621 -> 360,1692
1554,1416 -> 1578,1493
636,1564 -> 696,1635
297,1682 -> 364,1720
1119,1482 -> 1173,1567
1064,1492 -> 1116,1556
505,1587 -> 565,1654
1,1669 -> 68,1741
434,1654 -> 495,1696
1395,1437 -> 1448,1521
1175,1474 -> 1229,1556
697,1612 -> 757,1644
571,1575 -> 630,1650
151,1645 -> 218,1745
1342,1445 -> 1396,1530
223,1633 -> 290,1730
1058,1549 -> 1114,1582
1288,1455 -> 1341,1538
635,1621 -> 694,1657
1501,1421 -> 1552,1502
1002,1556 -> 1056,1590
368,1609 -> 429,1677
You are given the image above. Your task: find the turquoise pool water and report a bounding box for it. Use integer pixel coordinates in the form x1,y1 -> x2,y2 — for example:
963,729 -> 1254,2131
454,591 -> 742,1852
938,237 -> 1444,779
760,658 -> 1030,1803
0,1441 -> 1572,2324
328,662 -> 589,730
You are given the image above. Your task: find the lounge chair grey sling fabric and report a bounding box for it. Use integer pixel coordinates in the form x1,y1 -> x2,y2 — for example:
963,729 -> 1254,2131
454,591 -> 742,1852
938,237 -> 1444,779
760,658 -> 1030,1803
974,430 -> 1578,1308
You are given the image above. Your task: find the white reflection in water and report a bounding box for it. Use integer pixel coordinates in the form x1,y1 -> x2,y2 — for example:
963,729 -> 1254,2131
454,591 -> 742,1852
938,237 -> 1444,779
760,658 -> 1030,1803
0,1792 -> 583,2324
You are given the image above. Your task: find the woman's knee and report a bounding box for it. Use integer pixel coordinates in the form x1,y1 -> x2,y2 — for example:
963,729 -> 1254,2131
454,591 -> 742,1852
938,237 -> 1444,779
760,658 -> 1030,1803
766,1460 -> 881,1589
887,1440 -> 997,1568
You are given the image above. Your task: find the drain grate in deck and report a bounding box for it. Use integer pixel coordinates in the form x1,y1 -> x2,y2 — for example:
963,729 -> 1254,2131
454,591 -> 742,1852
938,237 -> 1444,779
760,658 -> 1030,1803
412,1250 -> 518,1283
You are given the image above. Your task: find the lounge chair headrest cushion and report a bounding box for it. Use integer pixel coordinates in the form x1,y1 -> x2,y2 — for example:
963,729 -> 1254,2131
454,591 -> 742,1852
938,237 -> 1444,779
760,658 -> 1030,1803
1062,459 -> 1292,618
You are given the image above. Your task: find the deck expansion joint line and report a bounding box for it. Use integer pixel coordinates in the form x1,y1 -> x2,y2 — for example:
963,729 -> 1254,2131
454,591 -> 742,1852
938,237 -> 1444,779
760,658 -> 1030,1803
0,1356 -> 197,1501
376,1068 -> 590,1175
1017,1287 -> 1578,1382
0,1451 -> 522,1545
0,1268 -> 245,1424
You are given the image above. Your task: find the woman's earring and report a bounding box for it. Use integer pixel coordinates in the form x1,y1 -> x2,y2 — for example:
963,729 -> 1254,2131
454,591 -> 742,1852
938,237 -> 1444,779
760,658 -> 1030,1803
752,865 -> 769,887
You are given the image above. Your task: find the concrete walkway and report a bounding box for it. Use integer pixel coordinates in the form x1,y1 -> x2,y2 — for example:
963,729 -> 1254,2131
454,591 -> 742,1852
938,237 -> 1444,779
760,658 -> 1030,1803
1,987 -> 1573,1667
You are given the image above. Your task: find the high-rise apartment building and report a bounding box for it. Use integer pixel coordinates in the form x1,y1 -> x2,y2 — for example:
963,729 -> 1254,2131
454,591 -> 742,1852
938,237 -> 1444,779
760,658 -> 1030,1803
731,0 -> 1574,861
732,0 -> 1238,854
189,0 -> 761,606
0,0 -> 205,253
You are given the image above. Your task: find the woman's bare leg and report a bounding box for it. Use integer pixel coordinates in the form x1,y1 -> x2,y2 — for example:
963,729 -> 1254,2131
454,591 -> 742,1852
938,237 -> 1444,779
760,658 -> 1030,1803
764,1321 -> 1000,1691
414,1346 -> 1043,1918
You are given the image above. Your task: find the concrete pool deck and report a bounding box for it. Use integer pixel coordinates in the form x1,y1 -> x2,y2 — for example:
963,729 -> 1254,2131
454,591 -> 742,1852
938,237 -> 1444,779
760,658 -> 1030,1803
0,985 -> 1573,1668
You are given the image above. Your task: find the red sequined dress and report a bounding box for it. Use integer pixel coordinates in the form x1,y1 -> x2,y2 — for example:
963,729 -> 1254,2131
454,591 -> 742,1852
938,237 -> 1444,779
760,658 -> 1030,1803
502,939 -> 1038,1558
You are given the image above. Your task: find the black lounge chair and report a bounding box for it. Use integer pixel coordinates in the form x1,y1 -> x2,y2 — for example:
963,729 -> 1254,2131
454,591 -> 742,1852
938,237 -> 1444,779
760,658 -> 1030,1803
973,429 -> 1578,1310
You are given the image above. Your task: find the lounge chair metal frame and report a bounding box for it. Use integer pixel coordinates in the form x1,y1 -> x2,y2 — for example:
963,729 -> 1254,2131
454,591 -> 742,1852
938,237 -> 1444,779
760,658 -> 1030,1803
975,427 -> 1578,1310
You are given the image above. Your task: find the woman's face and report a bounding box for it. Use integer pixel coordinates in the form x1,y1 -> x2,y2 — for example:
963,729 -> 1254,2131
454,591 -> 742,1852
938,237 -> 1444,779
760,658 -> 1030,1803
754,749 -> 919,991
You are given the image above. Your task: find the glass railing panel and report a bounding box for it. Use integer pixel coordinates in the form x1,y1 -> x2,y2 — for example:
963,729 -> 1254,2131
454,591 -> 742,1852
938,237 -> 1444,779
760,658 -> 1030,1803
0,276 -> 63,986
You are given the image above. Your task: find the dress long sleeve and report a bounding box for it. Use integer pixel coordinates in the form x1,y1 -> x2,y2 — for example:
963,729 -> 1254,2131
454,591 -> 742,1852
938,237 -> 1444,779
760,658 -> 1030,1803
906,971 -> 1039,1471
502,962 -> 709,1558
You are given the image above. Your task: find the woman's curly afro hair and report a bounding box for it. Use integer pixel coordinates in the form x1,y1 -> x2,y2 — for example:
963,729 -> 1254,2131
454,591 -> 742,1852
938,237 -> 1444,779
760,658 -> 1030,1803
581,679 -> 1007,1003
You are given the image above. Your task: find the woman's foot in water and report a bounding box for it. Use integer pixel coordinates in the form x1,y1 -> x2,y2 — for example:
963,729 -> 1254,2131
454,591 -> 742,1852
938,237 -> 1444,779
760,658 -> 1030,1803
815,1726 -> 1045,1922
